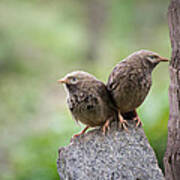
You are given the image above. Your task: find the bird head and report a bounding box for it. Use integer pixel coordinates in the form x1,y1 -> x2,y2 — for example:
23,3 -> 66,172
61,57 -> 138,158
136,50 -> 169,70
58,71 -> 97,93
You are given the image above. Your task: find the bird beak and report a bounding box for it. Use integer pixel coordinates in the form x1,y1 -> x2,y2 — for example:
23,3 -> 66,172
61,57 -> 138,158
159,56 -> 169,62
57,78 -> 68,84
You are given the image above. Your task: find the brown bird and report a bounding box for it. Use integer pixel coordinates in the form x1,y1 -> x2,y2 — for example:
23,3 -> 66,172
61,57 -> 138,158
107,50 -> 169,129
58,71 -> 117,137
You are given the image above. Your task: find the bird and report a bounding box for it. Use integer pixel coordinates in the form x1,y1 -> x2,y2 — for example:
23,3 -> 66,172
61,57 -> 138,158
107,49 -> 169,130
58,71 -> 117,137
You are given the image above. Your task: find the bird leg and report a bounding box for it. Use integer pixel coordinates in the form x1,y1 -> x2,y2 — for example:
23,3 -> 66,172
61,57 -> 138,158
102,118 -> 110,135
133,110 -> 142,127
73,125 -> 90,138
118,111 -> 128,131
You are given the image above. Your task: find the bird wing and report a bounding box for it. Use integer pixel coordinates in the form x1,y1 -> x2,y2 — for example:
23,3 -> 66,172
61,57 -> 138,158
94,80 -> 117,111
107,61 -> 132,91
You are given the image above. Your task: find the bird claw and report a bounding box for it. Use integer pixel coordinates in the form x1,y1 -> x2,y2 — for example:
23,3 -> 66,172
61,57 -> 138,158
70,133 -> 81,142
72,133 -> 81,138
71,125 -> 90,141
102,119 -> 110,135
119,119 -> 129,131
118,113 -> 129,131
133,116 -> 142,127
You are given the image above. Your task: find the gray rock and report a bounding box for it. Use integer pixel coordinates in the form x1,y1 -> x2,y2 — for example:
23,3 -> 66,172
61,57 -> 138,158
57,121 -> 164,180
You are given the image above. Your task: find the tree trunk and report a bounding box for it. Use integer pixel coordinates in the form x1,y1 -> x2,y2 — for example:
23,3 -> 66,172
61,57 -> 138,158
164,0 -> 180,180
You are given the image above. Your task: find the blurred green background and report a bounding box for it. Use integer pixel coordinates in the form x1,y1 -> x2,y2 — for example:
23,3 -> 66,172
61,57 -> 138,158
0,0 -> 170,179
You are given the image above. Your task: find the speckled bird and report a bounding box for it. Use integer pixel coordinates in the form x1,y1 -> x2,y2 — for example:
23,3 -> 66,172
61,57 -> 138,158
107,50 -> 168,129
58,71 -> 117,137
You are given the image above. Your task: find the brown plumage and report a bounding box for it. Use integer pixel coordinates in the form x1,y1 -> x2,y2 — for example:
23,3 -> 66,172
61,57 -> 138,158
58,71 -> 117,137
107,50 -> 169,129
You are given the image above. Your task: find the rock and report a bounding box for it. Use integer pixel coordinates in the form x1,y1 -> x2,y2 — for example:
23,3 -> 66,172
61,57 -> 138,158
57,121 -> 165,180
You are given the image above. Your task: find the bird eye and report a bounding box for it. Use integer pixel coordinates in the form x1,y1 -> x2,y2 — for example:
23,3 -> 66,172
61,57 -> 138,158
71,77 -> 78,83
149,55 -> 156,60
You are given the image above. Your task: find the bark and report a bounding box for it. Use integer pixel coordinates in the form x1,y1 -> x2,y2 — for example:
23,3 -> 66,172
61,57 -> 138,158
164,0 -> 180,180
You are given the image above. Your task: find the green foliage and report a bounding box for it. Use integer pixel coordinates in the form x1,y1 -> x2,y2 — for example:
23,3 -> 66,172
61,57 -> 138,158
0,0 -> 170,179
